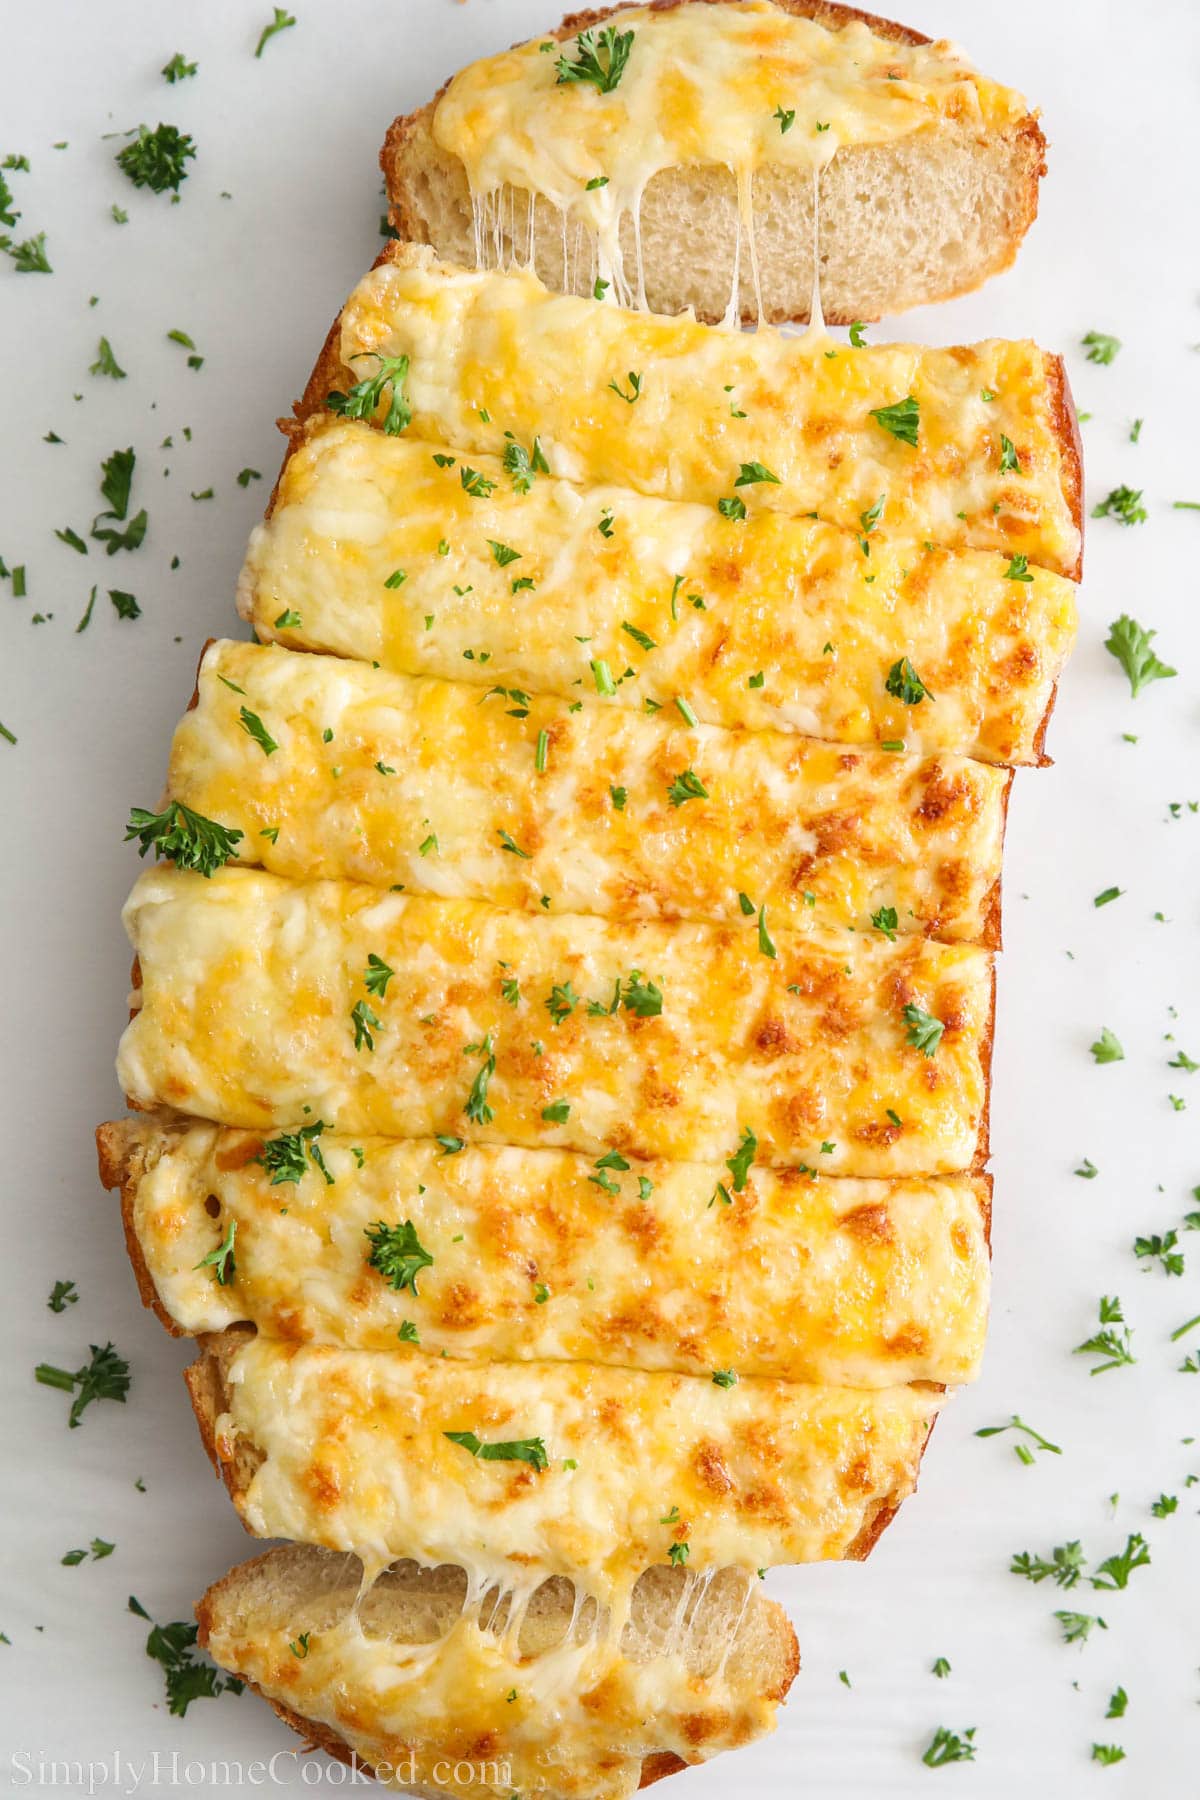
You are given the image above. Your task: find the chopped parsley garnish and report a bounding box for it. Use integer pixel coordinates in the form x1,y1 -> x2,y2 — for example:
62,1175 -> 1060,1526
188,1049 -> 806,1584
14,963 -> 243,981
194,1220 -> 237,1286
622,621 -> 656,651
922,1727 -> 976,1766
1089,1026 -> 1124,1063
1074,1295 -> 1135,1373
903,1003 -> 944,1057
725,1126 -> 757,1193
975,1414 -> 1061,1465
735,461 -> 781,488
132,1600 -> 241,1715
848,321 -> 867,347
1092,1745 -> 1125,1767
711,1368 -> 738,1389
1093,886 -> 1123,907
718,495 -> 747,521
667,767 -> 707,807
115,123 -> 196,193
546,980 -> 579,1026
885,656 -> 934,705
6,231 -> 52,272
555,25 -> 634,93
1011,1540 -> 1086,1588
162,53 -> 198,82
590,658 -> 616,696
1104,614 -> 1176,697
1091,1532 -> 1150,1590
1106,1688 -> 1128,1719
326,352 -> 410,435
90,337 -> 126,380
497,828 -> 531,859
998,433 -> 1021,473
1133,1229 -> 1183,1275
757,904 -> 776,959
1082,331 -> 1120,365
35,1342 -> 131,1428
542,1099 -> 570,1123
1092,486 -> 1147,525
351,999 -> 382,1052
774,105 -> 795,133
608,370 -> 642,404
464,1033 -> 496,1123
274,608 -> 301,628
252,1122 -> 333,1186
47,1279 -> 78,1314
932,1657 -> 951,1679
460,465 -> 496,498
444,1430 -> 548,1470
868,395 -> 920,447
364,953 -> 395,997
502,434 -> 548,493
667,1540 -> 690,1566
125,800 -> 243,877
871,905 -> 899,941
365,1219 -> 433,1294
610,785 -> 627,811
254,8 -> 297,58
621,970 -> 663,1017
238,707 -> 277,755
488,540 -> 522,568
1075,1157 -> 1098,1179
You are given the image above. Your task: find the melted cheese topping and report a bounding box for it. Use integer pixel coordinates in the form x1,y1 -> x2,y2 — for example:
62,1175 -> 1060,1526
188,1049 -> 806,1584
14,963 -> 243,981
213,1335 -> 944,1594
118,866 -> 993,1177
173,639 -> 1008,944
118,1119 -> 990,1386
203,1560 -> 784,1796
242,420 -> 1076,766
334,247 -> 1080,576
433,1 -> 1029,311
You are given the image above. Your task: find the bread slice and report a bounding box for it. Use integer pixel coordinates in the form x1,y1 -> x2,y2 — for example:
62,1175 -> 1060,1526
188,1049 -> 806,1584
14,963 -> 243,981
293,244 -> 1083,579
171,637 -> 1013,939
118,864 -> 995,1178
382,0 -> 1047,326
243,419 -> 1077,767
184,1327 -> 945,1587
197,1543 -> 799,1797
99,1113 -> 992,1387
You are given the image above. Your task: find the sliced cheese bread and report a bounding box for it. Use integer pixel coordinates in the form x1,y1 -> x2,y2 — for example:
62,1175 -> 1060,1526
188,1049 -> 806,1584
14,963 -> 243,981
383,0 -> 1046,326
98,1116 -> 991,1387
170,638 -> 1011,944
187,1328 -> 945,1592
197,1544 -> 799,1798
117,866 -> 994,1177
242,419 -> 1077,767
293,244 -> 1082,577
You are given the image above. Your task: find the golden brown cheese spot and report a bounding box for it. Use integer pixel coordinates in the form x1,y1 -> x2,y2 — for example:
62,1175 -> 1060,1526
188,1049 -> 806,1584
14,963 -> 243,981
681,1709 -> 731,1749
302,1457 -> 343,1512
693,1441 -> 734,1497
216,1135 -> 263,1171
621,1202 -> 665,1254
436,1281 -> 488,1332
950,1218 -> 974,1259
841,1202 -> 894,1246
885,1325 -> 929,1358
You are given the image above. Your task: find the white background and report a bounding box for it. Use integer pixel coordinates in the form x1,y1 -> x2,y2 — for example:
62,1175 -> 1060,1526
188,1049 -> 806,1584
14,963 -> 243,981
1,1 -> 1198,1794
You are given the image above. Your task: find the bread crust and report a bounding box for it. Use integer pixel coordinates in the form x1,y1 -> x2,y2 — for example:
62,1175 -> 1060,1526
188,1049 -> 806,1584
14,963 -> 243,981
380,0 -> 1045,328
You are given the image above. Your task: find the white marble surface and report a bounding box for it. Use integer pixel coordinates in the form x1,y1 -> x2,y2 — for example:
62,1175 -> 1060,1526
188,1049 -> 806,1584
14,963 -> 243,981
1,0 -> 1198,1793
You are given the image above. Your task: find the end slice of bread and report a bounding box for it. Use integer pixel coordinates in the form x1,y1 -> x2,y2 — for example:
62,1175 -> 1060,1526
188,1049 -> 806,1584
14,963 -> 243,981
382,0 -> 1046,326
197,1543 -> 799,1797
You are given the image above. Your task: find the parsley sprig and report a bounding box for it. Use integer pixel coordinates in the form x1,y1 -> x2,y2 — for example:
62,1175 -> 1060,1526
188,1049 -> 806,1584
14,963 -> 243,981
125,800 -> 243,878
35,1342 -> 131,1428
326,352 -> 411,436
365,1219 -> 433,1294
556,26 -> 634,93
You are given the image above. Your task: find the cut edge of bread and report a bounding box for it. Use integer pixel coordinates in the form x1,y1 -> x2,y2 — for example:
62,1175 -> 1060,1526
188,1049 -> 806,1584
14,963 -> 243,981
379,0 -> 1047,328
196,1540 -> 800,1796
